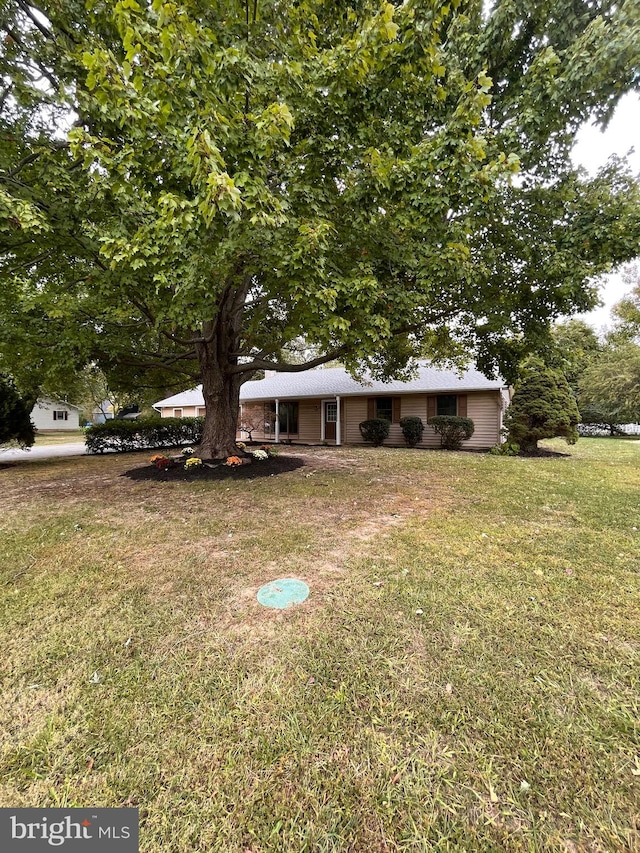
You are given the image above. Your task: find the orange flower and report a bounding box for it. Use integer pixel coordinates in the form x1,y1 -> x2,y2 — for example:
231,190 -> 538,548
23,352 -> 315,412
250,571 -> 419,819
225,455 -> 242,466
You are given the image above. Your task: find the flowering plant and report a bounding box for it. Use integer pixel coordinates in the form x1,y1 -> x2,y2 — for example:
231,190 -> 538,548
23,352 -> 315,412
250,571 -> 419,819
182,447 -> 195,457
151,454 -> 173,470
184,457 -> 203,470
252,449 -> 268,460
225,455 -> 242,466
235,441 -> 246,451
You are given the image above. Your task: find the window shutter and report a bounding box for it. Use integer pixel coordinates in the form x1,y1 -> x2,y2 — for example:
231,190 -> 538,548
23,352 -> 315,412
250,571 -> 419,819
53,411 -> 57,421
457,395 -> 467,418
392,397 -> 401,423
427,396 -> 436,420
367,398 -> 375,419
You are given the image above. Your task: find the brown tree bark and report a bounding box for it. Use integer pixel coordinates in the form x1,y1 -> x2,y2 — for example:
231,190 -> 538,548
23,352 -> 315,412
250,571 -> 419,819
194,290 -> 245,460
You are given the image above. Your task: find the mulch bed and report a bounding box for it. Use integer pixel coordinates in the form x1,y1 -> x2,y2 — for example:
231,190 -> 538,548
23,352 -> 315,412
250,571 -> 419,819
123,454 -> 306,482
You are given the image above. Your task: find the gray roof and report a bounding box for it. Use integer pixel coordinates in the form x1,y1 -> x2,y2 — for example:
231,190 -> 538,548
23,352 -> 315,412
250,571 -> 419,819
153,363 -> 504,408
37,396 -> 82,410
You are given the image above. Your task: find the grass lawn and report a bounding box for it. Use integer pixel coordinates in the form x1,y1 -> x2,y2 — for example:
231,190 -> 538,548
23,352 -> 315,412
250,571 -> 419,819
34,429 -> 86,446
0,440 -> 638,852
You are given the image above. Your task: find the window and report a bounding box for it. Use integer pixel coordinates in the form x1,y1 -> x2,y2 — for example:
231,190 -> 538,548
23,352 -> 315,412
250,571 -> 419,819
173,408 -> 183,418
325,402 -> 337,423
279,402 -> 299,434
427,394 -> 467,421
267,401 -> 299,434
436,395 -> 457,416
196,407 -> 206,417
368,397 -> 400,422
53,410 -> 68,421
375,397 -> 393,422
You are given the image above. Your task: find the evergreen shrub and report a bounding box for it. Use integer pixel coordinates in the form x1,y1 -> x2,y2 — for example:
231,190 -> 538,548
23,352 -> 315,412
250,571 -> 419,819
400,416 -> 424,447
504,359 -> 579,453
427,415 -> 475,450
359,418 -> 390,446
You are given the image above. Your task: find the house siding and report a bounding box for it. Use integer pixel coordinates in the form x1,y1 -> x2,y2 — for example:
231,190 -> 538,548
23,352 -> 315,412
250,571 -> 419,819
297,399 -> 322,442
174,390 -> 503,450
344,391 -> 502,450
30,399 -> 81,431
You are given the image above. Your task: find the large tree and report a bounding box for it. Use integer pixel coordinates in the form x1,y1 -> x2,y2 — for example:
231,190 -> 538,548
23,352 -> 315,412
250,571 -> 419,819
611,262 -> 640,341
1,0 -> 640,457
548,319 -> 603,395
578,341 -> 640,425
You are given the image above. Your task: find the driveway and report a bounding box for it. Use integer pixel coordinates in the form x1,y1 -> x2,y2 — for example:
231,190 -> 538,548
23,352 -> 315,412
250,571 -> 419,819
0,442 -> 88,462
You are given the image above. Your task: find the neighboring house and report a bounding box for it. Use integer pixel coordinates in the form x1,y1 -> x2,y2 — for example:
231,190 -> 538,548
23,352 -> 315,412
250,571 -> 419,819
30,397 -> 82,431
153,364 -> 510,450
92,400 -> 115,424
91,402 -> 140,423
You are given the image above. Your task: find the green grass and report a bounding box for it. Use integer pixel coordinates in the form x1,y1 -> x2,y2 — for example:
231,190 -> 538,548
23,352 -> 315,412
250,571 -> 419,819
33,429 -> 86,445
1,440 -> 639,852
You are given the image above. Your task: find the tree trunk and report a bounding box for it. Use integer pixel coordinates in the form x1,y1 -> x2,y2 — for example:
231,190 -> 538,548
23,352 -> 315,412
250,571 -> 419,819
194,314 -> 243,460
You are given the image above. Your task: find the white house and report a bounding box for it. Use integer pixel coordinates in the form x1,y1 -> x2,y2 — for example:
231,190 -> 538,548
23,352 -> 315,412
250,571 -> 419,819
30,397 -> 82,431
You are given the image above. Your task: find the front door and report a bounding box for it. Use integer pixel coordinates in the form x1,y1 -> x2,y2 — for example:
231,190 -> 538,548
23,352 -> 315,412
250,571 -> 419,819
324,401 -> 337,440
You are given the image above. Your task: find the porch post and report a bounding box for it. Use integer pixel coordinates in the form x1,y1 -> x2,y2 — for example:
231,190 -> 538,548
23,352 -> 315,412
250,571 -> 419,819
336,395 -> 341,446
274,398 -> 280,443
321,401 -> 325,442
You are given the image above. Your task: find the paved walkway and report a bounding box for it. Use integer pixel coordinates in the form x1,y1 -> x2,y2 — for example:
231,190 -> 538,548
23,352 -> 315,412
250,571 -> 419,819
0,442 -> 88,462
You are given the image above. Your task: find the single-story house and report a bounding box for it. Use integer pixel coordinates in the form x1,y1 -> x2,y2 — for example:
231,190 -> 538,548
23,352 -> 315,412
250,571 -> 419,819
153,363 -> 510,451
30,396 -> 82,431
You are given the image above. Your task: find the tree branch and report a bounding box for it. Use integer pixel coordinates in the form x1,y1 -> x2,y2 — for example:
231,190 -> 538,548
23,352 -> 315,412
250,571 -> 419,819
16,0 -> 55,41
231,346 -> 350,376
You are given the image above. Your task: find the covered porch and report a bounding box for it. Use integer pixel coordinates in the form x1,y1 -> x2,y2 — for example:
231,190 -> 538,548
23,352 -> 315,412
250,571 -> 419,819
238,396 -> 344,445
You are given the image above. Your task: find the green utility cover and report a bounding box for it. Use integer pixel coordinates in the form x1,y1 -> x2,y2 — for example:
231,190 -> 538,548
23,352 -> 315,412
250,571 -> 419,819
257,578 -> 310,609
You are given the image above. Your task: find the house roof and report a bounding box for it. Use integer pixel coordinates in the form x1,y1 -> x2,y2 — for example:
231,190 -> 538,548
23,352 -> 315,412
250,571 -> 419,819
153,363 -> 505,409
36,396 -> 82,410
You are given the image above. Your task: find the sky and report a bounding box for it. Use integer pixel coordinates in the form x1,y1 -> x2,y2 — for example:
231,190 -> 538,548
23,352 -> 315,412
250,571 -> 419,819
568,91 -> 640,333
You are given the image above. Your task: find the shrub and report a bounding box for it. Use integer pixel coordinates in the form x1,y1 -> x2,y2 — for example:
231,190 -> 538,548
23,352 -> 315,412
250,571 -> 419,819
504,358 -> 579,453
0,374 -> 35,448
359,418 -> 390,446
85,416 -> 204,453
427,415 -> 475,450
399,416 -> 424,447
489,441 -> 520,456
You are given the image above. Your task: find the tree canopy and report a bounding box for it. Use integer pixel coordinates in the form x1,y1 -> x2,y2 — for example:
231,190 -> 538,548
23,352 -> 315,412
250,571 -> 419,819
578,342 -> 640,425
1,0 -> 640,456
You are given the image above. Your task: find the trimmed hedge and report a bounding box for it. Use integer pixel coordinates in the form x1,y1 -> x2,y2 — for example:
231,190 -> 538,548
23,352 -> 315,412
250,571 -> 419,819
427,415 -> 474,450
400,416 -> 424,447
85,417 -> 204,454
359,417 -> 390,446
